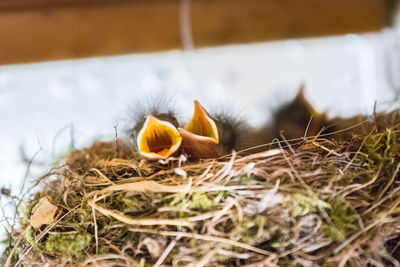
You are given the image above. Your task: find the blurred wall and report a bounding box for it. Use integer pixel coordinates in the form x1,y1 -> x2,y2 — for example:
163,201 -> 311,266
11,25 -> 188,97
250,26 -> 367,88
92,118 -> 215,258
0,0 -> 394,64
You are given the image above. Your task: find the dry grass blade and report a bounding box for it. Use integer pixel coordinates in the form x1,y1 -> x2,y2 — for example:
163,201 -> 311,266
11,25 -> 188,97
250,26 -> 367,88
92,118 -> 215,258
127,228 -> 274,256
98,180 -> 191,194
89,201 -> 194,227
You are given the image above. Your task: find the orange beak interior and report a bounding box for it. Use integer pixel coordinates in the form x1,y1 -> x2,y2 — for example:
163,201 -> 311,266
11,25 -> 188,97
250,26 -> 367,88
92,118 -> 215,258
137,116 -> 182,160
183,100 -> 219,144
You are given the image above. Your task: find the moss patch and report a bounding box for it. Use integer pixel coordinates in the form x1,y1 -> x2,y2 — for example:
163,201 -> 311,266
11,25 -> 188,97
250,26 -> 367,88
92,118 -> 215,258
45,231 -> 92,259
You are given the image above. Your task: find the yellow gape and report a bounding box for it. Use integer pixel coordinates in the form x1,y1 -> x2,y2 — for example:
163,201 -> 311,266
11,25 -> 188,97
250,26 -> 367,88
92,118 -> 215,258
137,116 -> 182,160
184,100 -> 219,144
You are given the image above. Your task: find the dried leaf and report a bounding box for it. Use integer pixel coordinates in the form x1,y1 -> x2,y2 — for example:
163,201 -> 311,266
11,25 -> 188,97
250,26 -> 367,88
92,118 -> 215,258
30,197 -> 58,229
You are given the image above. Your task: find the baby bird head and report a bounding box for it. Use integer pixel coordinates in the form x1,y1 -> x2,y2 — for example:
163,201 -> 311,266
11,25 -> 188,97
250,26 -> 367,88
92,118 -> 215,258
272,86 -> 327,140
179,100 -> 223,159
129,96 -> 182,160
179,100 -> 246,159
182,100 -> 219,144
136,115 -> 182,160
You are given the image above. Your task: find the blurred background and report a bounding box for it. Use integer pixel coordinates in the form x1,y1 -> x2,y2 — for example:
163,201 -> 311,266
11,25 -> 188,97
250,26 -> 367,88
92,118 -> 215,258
0,0 -> 399,246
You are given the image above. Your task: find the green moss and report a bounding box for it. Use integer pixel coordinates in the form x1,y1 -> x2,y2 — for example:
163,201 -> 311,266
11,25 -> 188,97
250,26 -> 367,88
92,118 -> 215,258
168,191 -> 225,218
324,199 -> 357,242
235,219 -> 257,244
25,226 -> 43,250
270,239 -> 292,249
360,129 -> 400,168
352,129 -> 400,196
108,192 -> 159,217
188,191 -> 214,211
22,201 -> 34,225
284,193 -> 330,217
233,176 -> 254,185
100,225 -> 129,239
363,131 -> 386,164
211,253 -> 231,263
120,194 -> 141,208
233,216 -> 271,245
45,231 -> 92,259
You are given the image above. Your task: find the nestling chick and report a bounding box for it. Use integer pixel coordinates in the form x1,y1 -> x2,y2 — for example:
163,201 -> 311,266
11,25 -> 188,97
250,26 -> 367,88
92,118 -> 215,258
230,86 -> 330,154
128,96 -> 182,160
178,100 -> 224,159
270,86 -> 328,140
131,99 -> 244,160
177,100 -> 247,160
136,116 -> 182,160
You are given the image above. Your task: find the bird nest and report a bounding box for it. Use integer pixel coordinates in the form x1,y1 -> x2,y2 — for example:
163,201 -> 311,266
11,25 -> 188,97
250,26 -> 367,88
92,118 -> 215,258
3,113 -> 400,267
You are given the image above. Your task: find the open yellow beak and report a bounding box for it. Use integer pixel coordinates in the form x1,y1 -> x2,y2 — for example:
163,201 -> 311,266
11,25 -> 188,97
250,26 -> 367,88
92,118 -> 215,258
137,116 -> 182,160
183,100 -> 219,144
178,100 -> 223,159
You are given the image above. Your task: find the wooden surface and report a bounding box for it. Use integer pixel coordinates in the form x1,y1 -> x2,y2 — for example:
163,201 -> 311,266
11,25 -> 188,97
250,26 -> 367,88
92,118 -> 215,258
0,0 -> 395,64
